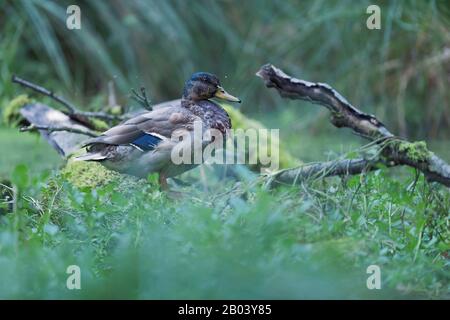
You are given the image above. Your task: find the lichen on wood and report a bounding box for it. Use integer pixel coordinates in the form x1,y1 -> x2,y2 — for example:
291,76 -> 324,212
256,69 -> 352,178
397,141 -> 430,162
3,94 -> 32,126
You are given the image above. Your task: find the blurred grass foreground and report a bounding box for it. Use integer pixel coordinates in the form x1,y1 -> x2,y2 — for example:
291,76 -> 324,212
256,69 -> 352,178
0,0 -> 449,299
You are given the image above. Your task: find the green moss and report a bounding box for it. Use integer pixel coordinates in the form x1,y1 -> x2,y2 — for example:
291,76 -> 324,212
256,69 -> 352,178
60,159 -> 155,191
60,158 -> 159,198
61,160 -> 122,189
109,105 -> 124,116
222,104 -> 301,170
90,118 -> 109,131
2,94 -> 31,126
398,141 -> 430,162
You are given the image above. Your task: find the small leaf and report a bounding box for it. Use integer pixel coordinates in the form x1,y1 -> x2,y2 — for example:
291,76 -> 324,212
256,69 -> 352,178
11,164 -> 29,189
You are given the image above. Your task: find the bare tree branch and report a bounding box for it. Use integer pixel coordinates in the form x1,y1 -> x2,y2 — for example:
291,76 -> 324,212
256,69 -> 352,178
264,158 -> 382,188
12,75 -> 77,114
257,64 -> 450,188
12,75 -> 125,123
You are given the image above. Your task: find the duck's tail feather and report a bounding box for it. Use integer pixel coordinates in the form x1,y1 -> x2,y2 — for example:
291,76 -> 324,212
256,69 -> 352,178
74,152 -> 108,162
75,143 -> 112,162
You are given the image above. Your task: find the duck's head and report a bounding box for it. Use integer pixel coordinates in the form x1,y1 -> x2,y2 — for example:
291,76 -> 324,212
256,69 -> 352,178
182,72 -> 241,104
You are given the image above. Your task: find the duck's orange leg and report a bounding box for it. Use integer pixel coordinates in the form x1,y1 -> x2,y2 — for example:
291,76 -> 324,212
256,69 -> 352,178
158,173 -> 169,191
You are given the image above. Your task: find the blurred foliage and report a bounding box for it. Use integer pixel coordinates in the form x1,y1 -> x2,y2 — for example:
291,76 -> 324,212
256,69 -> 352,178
0,128 -> 61,177
223,104 -> 301,169
0,0 -> 449,139
0,161 -> 448,298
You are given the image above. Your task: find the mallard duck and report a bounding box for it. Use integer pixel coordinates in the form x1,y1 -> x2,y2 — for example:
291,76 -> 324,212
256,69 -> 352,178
76,72 -> 241,188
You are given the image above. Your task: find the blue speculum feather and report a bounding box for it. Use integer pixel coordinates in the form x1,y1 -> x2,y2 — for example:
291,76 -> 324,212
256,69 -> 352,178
131,133 -> 162,151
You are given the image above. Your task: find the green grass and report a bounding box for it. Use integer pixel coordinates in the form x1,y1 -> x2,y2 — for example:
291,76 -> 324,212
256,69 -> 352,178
0,146 -> 448,299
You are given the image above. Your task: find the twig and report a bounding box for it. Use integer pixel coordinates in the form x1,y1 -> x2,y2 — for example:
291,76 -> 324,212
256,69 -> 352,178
108,81 -> 117,107
131,86 -> 152,110
12,75 -> 76,113
0,183 -> 14,192
257,64 -> 450,188
12,184 -> 18,214
20,124 -> 99,137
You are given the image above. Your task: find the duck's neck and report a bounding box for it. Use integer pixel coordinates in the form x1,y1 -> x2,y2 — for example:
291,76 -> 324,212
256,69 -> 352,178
181,97 -> 195,108
181,98 -> 231,133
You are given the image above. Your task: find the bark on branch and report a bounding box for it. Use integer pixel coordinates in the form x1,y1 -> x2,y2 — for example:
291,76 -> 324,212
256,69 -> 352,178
257,64 -> 450,188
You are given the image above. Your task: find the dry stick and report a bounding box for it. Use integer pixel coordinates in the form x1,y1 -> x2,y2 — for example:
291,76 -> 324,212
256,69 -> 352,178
12,75 -> 125,122
20,124 -> 99,137
108,81 -> 117,107
256,64 -> 450,188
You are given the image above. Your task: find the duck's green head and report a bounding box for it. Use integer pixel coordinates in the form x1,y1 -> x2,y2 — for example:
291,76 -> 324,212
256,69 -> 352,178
182,72 -> 241,103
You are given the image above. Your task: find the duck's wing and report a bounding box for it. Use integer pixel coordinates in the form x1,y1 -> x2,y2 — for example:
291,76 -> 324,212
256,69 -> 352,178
83,106 -> 192,152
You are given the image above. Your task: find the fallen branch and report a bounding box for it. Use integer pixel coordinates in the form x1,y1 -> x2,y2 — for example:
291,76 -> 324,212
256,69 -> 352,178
257,64 -> 450,188
20,124 -> 99,138
265,158 -> 380,188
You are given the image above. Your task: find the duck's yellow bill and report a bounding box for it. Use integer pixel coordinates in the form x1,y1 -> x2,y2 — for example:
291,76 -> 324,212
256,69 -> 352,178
215,86 -> 241,103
